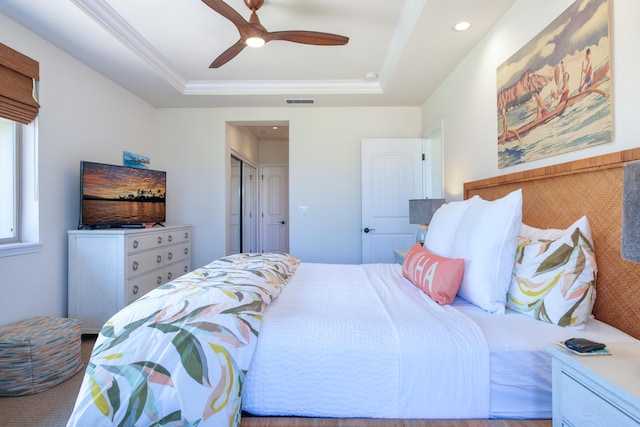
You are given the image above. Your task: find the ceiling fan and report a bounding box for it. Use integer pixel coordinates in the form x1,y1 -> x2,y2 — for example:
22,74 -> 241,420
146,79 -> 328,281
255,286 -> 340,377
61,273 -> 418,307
202,0 -> 349,68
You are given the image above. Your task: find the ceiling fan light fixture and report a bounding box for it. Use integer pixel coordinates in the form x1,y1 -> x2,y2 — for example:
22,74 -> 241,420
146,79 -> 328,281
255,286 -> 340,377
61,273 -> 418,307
246,37 -> 265,48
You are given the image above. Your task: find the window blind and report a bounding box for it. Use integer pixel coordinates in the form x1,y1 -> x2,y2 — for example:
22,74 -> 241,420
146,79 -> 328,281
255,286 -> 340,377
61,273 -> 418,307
0,43 -> 39,124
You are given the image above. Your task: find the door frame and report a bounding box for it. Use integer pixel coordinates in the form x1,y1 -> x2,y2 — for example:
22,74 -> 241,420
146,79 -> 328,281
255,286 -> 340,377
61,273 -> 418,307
423,118 -> 445,198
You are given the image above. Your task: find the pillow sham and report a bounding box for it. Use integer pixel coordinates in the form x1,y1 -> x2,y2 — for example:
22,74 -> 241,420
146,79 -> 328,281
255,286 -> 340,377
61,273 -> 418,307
507,216 -> 597,329
423,196 -> 479,257
450,189 -> 523,314
402,243 -> 464,305
520,215 -> 593,241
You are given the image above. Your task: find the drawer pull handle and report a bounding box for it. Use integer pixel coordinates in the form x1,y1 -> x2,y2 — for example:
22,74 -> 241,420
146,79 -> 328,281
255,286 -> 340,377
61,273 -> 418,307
133,240 -> 139,249
168,235 -> 173,242
157,276 -> 162,285
133,285 -> 139,295
167,272 -> 173,280
158,236 -> 163,244
185,248 -> 189,255
185,232 -> 189,239
132,261 -> 138,271
157,255 -> 162,264
184,265 -> 189,273
168,252 -> 173,260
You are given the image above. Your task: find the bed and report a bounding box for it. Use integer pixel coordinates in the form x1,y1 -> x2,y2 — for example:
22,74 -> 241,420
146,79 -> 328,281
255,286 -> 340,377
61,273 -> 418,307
67,148 -> 640,426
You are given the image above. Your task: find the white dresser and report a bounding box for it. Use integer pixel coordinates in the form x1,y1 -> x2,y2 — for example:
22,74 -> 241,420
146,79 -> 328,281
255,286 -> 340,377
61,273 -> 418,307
547,342 -> 640,427
68,225 -> 192,334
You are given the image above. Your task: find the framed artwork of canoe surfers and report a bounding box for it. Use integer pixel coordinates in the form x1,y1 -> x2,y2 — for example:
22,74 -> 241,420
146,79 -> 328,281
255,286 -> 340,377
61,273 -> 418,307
496,0 -> 612,169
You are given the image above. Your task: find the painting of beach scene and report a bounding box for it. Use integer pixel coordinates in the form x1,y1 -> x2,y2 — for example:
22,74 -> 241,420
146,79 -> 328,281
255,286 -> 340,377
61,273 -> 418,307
123,151 -> 150,169
497,0 -> 612,169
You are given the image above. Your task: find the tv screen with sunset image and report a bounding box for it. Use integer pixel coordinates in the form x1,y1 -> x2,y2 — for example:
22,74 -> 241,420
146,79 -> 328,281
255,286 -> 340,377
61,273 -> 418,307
79,161 -> 166,228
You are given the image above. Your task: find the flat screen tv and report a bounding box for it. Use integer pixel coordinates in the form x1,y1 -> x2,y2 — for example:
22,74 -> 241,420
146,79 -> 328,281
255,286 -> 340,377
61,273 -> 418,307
79,161 -> 166,229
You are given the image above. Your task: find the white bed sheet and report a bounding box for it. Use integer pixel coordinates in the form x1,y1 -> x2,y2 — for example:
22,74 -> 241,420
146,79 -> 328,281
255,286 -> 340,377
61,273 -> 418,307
242,262 -> 490,419
452,297 -> 638,419
243,262 -> 639,420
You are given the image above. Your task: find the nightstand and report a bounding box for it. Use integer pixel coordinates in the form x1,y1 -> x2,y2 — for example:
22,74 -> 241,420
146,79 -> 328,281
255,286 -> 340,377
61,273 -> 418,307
547,342 -> 640,426
393,249 -> 408,264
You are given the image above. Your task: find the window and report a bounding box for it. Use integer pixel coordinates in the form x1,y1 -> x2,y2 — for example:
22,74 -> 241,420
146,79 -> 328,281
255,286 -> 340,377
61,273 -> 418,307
0,43 -> 40,257
0,116 -> 39,257
0,117 -> 19,243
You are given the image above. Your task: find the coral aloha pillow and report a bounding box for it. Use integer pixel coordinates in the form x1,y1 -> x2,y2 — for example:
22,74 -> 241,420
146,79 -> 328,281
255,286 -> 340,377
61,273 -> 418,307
450,189 -> 523,314
402,243 -> 465,305
507,216 -> 597,329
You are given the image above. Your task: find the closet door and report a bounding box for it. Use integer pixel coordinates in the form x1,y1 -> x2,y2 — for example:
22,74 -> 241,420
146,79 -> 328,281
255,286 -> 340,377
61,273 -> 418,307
230,157 -> 241,254
242,164 -> 257,252
230,155 -> 258,254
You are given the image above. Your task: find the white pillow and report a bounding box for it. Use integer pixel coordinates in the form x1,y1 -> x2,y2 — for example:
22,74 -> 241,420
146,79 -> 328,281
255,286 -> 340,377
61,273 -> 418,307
424,196 -> 479,257
451,189 -> 522,314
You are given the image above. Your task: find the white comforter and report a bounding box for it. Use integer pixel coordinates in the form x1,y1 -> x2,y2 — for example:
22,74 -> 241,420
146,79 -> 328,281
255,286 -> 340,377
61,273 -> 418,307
242,263 -> 491,419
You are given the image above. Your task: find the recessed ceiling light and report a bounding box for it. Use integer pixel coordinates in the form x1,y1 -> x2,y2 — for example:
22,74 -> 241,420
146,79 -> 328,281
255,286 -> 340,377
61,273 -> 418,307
272,126 -> 279,130
454,21 -> 471,32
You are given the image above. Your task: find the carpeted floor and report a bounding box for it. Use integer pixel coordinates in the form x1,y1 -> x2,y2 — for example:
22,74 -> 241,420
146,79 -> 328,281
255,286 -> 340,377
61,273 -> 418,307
0,334 -> 96,427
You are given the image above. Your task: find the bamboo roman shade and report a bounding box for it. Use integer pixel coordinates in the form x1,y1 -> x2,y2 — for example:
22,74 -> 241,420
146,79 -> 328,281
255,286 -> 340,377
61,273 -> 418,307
0,43 -> 40,124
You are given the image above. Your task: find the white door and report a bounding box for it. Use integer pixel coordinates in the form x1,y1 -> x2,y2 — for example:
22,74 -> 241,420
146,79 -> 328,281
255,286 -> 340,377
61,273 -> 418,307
260,165 -> 289,253
242,164 -> 257,252
362,138 -> 426,263
230,157 -> 241,254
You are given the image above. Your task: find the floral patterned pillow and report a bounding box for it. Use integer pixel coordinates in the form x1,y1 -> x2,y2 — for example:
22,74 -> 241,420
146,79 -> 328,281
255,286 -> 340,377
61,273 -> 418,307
507,217 -> 597,329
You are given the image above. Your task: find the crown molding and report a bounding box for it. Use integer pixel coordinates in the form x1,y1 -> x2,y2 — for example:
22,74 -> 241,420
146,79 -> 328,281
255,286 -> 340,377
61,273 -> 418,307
72,0 -> 419,96
71,0 -> 187,92
184,79 -> 383,95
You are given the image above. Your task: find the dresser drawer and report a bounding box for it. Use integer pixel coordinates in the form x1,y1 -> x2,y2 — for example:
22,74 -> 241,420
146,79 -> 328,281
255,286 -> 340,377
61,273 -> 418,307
127,233 -> 165,253
165,243 -> 189,264
127,248 -> 164,277
165,260 -> 191,283
165,228 -> 190,245
561,374 -> 638,427
127,270 -> 164,304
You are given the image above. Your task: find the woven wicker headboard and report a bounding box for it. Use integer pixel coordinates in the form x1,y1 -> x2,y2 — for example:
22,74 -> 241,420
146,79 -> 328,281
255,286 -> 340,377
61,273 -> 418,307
464,148 -> 640,340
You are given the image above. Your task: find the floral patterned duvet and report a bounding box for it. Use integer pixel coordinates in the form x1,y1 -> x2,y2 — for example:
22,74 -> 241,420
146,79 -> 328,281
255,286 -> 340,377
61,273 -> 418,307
67,252 -> 300,427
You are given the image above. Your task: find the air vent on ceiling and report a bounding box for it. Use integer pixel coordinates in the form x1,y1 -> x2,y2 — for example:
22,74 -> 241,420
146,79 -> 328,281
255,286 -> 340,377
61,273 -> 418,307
285,99 -> 316,105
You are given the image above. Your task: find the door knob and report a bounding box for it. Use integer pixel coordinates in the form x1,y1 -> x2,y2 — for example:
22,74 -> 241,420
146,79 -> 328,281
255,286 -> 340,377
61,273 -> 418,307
280,220 -> 285,224
363,227 -> 375,233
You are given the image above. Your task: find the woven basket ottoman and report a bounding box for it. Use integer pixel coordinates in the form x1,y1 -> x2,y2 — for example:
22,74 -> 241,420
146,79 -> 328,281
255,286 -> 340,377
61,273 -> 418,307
0,316 -> 83,396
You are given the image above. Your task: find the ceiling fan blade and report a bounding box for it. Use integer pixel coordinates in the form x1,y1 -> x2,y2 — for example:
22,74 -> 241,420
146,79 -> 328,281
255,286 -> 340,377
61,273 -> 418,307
210,40 -> 247,68
202,0 -> 247,29
265,31 -> 349,46
204,0 -> 349,68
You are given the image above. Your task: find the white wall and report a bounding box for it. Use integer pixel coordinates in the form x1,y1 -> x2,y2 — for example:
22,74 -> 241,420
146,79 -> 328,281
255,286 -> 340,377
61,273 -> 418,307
422,0 -> 640,200
228,125 -> 259,164
0,7 -> 464,326
259,139 -> 288,165
154,107 -> 421,268
0,15 -> 156,326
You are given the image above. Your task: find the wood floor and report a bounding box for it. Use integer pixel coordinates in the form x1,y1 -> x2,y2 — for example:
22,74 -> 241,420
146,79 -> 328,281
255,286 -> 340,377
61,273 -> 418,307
239,417 -> 551,427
